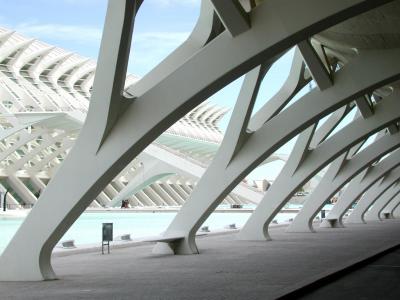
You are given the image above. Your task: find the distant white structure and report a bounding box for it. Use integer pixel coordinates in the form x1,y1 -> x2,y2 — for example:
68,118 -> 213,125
0,27 -> 283,209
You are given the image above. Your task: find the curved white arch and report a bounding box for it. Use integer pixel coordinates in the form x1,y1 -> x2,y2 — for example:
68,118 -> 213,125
287,129 -> 400,232
0,0 -> 395,281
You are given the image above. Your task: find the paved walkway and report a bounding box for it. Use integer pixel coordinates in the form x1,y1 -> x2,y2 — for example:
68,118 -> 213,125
299,247 -> 400,299
0,219 -> 399,299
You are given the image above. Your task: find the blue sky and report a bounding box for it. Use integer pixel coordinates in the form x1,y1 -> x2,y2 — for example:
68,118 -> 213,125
0,0 -> 302,180
0,0 -> 200,75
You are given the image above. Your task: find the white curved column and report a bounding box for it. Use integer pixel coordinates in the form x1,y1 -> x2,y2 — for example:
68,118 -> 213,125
348,173 -> 400,223
3,130 -> 67,203
95,191 -> 112,207
238,93 -> 400,240
241,104 -> 355,236
102,184 -> 119,201
0,129 -> 48,162
297,39 -> 332,90
29,176 -> 46,194
160,182 -> 185,206
5,174 -> 37,205
109,159 -> 176,207
155,48 -> 400,254
321,148 -> 400,227
0,0 -> 143,280
0,0 -> 394,281
0,185 -> 19,207
367,183 -> 400,221
393,200 -> 400,218
248,48 -> 309,130
381,191 -> 400,218
26,138 -> 73,173
287,130 -> 400,232
8,132 -> 68,171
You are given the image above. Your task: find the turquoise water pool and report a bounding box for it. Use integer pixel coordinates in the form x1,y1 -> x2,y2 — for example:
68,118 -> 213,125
0,210 -> 298,254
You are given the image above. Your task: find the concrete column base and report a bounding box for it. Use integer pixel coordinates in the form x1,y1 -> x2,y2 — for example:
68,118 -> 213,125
320,218 -> 344,228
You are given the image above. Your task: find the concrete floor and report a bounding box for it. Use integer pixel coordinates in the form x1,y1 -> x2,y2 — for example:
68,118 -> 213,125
0,219 -> 399,300
299,247 -> 400,299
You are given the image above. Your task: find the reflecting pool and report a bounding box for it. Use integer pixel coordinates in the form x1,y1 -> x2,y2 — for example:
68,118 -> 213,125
0,210 -> 298,254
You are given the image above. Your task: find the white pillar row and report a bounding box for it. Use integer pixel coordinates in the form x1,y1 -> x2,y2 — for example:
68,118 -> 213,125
28,176 -> 46,195
109,159 -> 176,208
24,138 -> 74,198
5,174 -> 37,206
238,106 -> 350,239
7,132 -> 68,172
367,182 -> 400,221
286,130 -> 400,233
111,178 -> 143,206
103,184 -> 119,201
151,183 -> 178,206
345,172 -> 400,223
393,199 -> 400,218
25,137 -> 73,173
161,182 -> 186,206
381,191 -> 400,219
237,91 -> 400,241
95,191 -> 112,207
0,129 -> 47,162
0,186 -> 19,207
320,148 -> 400,228
4,134 -> 72,202
155,50 -> 400,254
0,0 -> 395,281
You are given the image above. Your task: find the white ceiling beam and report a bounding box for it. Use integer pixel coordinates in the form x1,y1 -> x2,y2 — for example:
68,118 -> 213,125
298,39 -> 332,90
210,0 -> 250,37
355,95 -> 373,118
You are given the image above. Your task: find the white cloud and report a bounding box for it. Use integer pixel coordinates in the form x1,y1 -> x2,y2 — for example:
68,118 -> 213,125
148,0 -> 200,7
13,22 -> 102,44
129,31 -> 190,75
10,20 -> 192,76
134,31 -> 189,47
12,21 -> 190,48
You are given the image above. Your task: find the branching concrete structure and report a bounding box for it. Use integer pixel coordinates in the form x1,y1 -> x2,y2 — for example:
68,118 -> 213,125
288,130 -> 400,232
364,182 -> 400,221
381,191 -> 400,218
344,170 -> 400,224
1,0 -> 400,281
320,149 -> 400,227
0,26 -> 268,208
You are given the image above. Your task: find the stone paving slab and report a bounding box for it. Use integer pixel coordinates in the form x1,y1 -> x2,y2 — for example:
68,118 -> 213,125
0,219 -> 399,300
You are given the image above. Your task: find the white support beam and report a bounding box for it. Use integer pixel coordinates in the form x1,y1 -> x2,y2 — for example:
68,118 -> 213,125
0,0 -> 396,282
355,95 -> 374,118
238,93 -> 400,240
365,182 -> 400,222
298,39 -> 332,90
347,171 -> 400,223
381,191 -> 400,219
210,0 -> 250,37
287,129 -> 399,233
322,147 -> 400,227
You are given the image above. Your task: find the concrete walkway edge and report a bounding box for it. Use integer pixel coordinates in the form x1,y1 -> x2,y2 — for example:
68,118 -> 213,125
277,242 -> 400,299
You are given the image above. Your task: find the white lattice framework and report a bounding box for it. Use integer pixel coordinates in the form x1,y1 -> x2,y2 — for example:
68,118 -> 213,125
1,0 -> 400,282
